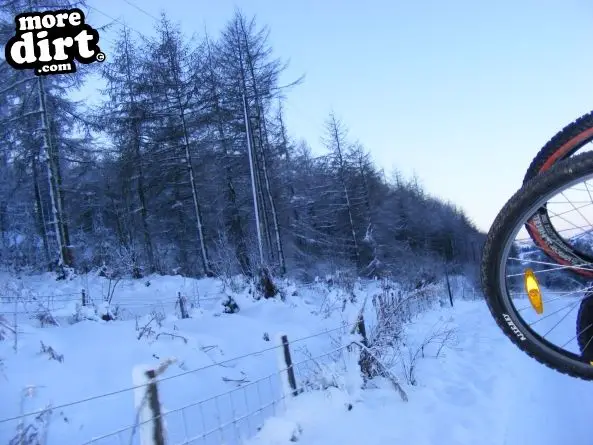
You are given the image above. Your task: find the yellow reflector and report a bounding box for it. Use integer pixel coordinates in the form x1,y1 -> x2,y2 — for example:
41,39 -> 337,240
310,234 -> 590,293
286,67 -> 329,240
524,268 -> 543,314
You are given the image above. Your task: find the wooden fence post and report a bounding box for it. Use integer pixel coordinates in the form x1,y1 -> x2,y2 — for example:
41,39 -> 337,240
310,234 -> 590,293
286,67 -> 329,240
132,360 -> 175,445
355,314 -> 369,348
279,334 -> 298,397
177,292 -> 189,319
444,265 -> 453,307
353,313 -> 372,378
145,369 -> 165,445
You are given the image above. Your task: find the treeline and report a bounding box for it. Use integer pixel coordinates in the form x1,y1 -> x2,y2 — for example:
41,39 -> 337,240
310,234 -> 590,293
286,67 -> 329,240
0,0 -> 485,284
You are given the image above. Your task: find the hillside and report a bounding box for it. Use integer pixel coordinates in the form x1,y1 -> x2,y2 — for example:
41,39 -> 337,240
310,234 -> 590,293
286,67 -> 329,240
1,272 -> 592,445
0,271 -> 464,444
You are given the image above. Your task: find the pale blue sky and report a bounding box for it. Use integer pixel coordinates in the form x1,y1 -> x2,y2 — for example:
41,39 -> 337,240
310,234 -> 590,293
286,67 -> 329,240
78,0 -> 593,232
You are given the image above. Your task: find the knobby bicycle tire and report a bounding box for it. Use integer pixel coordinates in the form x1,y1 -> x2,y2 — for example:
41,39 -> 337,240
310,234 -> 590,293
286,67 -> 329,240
523,111 -> 593,278
524,111 -> 593,180
482,151 -> 593,380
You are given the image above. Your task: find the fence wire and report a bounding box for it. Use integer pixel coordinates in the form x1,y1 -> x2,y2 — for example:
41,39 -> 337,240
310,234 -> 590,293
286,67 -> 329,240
80,344 -> 352,445
0,290 -> 223,318
1,279 -> 474,444
0,320 -> 356,423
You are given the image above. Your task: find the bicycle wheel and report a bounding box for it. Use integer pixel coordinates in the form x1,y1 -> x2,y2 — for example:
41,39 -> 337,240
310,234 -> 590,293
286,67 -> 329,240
523,111 -> 593,278
482,151 -> 593,380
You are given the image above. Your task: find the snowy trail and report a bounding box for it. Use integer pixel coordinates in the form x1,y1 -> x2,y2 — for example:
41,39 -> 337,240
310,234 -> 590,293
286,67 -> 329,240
249,301 -> 593,445
501,302 -> 593,445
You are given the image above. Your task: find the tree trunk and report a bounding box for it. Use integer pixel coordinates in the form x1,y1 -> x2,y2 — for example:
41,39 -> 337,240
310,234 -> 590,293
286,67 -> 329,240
122,31 -> 155,274
240,19 -> 286,274
132,127 -> 155,274
173,178 -> 189,275
179,109 -> 213,277
37,76 -> 71,268
205,35 -> 252,275
256,119 -> 286,274
32,155 -> 51,269
248,107 -> 273,263
330,118 -> 360,268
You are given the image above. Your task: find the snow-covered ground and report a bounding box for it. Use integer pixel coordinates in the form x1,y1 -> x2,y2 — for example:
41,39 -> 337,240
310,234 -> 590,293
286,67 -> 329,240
1,272 -> 592,445
0,271 -> 410,444
249,300 -> 593,445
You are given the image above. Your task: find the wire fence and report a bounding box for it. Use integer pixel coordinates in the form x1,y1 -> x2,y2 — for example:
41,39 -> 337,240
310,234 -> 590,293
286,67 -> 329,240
0,277 -> 478,444
0,276 -> 481,318
1,321 -> 363,445
0,288 -> 223,319
0,277 -> 344,318
82,343 -> 352,445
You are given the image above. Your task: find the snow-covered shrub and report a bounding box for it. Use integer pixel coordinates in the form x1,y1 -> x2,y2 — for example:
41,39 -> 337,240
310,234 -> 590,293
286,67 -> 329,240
209,230 -> 242,277
136,311 -> 162,340
222,295 -> 240,314
39,341 -> 64,363
255,267 -> 278,299
34,307 -> 59,328
0,315 -> 14,370
400,319 -> 458,385
69,303 -> 101,323
175,293 -> 190,319
9,408 -> 52,445
95,301 -> 118,321
100,273 -> 121,305
0,314 -> 13,341
324,270 -> 356,294
9,387 -> 53,445
97,263 -> 117,279
227,274 -> 248,294
279,279 -> 298,298
54,264 -> 75,281
94,243 -> 145,279
367,280 -> 443,370
292,333 -> 364,396
295,351 -> 347,391
1,278 -> 33,307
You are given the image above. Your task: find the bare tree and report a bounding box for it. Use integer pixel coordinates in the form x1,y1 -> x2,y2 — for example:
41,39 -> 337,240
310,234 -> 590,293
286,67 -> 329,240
143,14 -> 214,276
98,26 -> 156,276
323,112 -> 361,268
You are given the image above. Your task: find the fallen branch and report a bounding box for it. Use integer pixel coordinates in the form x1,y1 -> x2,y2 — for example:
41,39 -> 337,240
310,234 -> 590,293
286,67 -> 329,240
222,376 -> 250,385
155,332 -> 188,344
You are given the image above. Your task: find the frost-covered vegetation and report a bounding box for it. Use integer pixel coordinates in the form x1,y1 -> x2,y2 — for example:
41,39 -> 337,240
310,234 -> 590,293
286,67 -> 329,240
0,270 -> 477,444
0,2 -> 490,444
0,0 -> 484,287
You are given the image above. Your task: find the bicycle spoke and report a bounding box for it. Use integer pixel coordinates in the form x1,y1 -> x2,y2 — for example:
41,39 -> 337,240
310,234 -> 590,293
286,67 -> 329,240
541,302 -> 579,338
529,301 -> 579,327
561,322 -> 593,349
